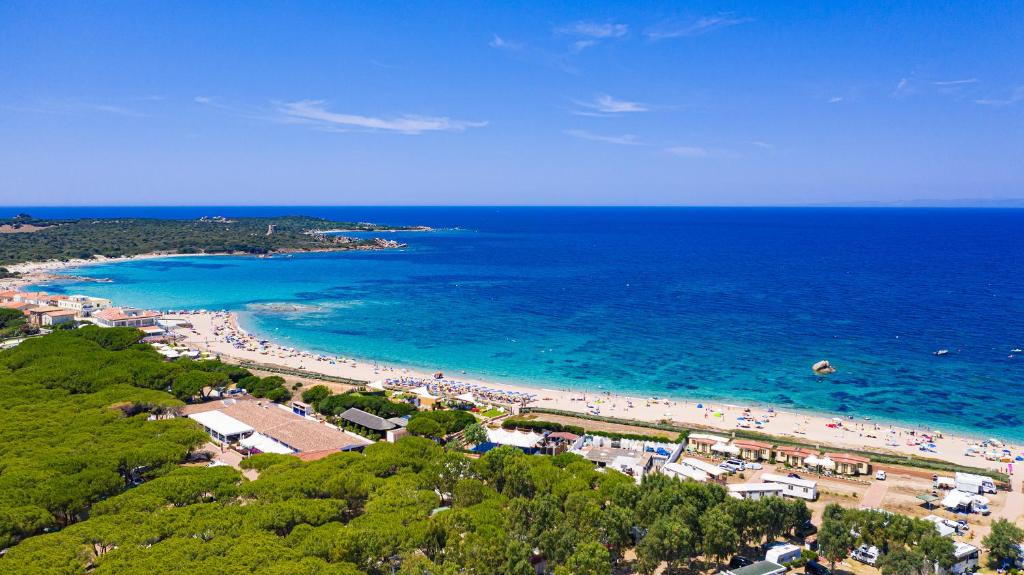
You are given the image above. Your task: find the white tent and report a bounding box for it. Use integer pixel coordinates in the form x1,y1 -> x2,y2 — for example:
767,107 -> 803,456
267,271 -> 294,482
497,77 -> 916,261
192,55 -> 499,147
456,392 -> 478,404
410,386 -> 438,399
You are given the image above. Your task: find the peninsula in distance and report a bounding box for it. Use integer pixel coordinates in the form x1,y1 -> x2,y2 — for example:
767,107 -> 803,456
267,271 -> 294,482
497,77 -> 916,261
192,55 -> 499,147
0,2 -> 1021,575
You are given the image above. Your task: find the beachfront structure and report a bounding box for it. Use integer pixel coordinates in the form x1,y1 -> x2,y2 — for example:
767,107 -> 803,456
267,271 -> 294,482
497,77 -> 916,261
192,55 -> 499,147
339,407 -> 397,433
728,483 -> 785,501
56,294 -> 112,317
184,399 -> 372,453
733,439 -> 773,461
722,560 -> 787,575
773,445 -> 814,468
936,542 -> 980,575
581,445 -> 656,482
27,306 -> 77,326
92,307 -> 161,328
10,291 -> 57,306
678,457 -> 729,481
484,428 -> 544,454
825,452 -> 871,475
954,472 -> 996,494
761,473 -> 818,500
687,432 -> 730,454
764,542 -> 803,565
188,410 -> 255,445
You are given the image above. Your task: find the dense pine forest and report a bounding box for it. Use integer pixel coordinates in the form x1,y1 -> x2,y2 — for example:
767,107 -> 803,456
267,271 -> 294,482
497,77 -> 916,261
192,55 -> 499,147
1,330 -> 1019,574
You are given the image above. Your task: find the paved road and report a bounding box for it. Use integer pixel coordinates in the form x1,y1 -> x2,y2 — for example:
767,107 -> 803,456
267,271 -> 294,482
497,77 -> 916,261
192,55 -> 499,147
860,476 -> 889,509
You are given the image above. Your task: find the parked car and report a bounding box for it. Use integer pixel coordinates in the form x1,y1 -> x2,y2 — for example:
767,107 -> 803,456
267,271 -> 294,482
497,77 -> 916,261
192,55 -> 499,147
720,459 -> 746,473
746,462 -> 763,470
788,472 -> 802,479
852,545 -> 880,566
805,560 -> 831,575
875,470 -> 887,481
729,556 -> 754,569
795,520 -> 818,537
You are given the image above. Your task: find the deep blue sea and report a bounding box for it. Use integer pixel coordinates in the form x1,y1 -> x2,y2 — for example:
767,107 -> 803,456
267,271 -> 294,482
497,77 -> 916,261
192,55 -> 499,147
18,207 -> 1024,440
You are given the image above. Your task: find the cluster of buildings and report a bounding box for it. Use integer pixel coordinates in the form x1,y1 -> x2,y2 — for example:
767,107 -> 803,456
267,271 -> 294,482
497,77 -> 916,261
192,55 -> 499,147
686,432 -> 872,476
0,290 -> 166,338
182,398 -> 374,460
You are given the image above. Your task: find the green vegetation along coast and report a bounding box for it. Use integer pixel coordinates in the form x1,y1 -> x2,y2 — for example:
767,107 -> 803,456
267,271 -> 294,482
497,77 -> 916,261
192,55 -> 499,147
0,214 -> 427,266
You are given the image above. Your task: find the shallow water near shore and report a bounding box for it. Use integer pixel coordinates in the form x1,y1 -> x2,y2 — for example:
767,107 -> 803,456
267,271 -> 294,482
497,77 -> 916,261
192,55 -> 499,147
33,207 -> 1024,441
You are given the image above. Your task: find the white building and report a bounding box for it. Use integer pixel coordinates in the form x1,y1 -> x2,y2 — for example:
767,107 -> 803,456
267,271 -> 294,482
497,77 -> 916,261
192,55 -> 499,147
728,482 -> 785,501
56,295 -> 112,317
761,473 -> 818,500
92,307 -> 162,328
922,515 -> 956,537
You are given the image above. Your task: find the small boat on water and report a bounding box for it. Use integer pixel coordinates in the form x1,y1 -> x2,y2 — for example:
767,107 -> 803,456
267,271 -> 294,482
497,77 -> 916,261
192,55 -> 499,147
933,349 -> 949,356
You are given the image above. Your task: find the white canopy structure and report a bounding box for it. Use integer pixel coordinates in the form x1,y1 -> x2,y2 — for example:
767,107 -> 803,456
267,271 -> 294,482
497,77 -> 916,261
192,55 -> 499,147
487,428 -> 542,449
711,442 -> 740,455
239,432 -> 295,454
805,454 -> 836,470
188,411 -> 253,444
410,386 -> 439,399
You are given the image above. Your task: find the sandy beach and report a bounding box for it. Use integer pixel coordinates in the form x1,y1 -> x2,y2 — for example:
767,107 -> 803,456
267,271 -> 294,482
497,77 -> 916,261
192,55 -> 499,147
167,309 -> 1019,475
5,255 -> 1020,476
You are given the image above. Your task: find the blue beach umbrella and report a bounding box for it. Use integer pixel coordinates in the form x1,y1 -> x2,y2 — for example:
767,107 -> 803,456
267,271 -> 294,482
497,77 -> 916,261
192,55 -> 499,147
697,403 -> 703,409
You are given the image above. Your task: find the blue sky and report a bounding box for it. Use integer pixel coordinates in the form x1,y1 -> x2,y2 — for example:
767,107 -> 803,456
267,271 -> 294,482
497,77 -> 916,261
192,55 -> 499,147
0,1 -> 1021,205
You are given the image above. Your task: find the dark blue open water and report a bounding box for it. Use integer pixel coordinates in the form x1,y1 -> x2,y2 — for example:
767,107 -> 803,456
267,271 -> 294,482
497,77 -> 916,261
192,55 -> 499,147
17,207 -> 1024,439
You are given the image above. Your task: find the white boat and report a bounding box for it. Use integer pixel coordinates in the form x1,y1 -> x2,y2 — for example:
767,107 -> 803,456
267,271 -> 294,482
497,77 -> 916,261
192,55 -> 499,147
933,349 -> 949,356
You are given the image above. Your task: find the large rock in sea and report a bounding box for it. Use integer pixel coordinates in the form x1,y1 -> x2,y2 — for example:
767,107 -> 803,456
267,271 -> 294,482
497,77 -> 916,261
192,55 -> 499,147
812,360 -> 836,375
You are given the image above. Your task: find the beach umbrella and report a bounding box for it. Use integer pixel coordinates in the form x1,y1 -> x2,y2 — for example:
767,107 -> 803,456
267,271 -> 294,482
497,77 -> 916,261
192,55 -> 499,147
696,403 -> 703,409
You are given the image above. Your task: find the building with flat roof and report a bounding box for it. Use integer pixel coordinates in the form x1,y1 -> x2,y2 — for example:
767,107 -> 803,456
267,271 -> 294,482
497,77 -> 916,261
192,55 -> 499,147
761,473 -> 818,500
728,483 -> 785,501
723,560 -> 786,575
56,295 -> 112,317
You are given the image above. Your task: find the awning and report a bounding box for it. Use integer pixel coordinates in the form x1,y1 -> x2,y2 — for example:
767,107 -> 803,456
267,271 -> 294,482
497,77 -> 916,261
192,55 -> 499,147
916,493 -> 939,503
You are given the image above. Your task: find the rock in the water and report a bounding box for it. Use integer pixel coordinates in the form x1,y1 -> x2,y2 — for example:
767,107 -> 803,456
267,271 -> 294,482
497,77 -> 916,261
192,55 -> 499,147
812,360 -> 836,375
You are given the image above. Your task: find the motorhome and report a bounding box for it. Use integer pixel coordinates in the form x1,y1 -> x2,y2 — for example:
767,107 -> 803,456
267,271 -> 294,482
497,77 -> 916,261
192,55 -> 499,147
954,472 -> 996,494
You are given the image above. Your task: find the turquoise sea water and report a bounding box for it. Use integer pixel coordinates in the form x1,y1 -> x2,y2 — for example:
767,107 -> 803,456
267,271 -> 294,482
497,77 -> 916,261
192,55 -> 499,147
29,207 -> 1024,440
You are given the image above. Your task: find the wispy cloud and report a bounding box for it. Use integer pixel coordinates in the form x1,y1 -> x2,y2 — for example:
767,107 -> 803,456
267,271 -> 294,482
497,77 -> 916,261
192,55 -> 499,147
931,78 -> 978,86
752,141 -> 775,150
564,128 -> 641,146
828,96 -> 845,103
556,21 -> 629,38
892,77 -> 913,97
664,145 -> 709,158
489,34 -> 523,51
8,98 -> 151,117
275,100 -> 487,134
645,15 -> 751,40
571,94 -> 650,116
974,86 -> 1024,107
